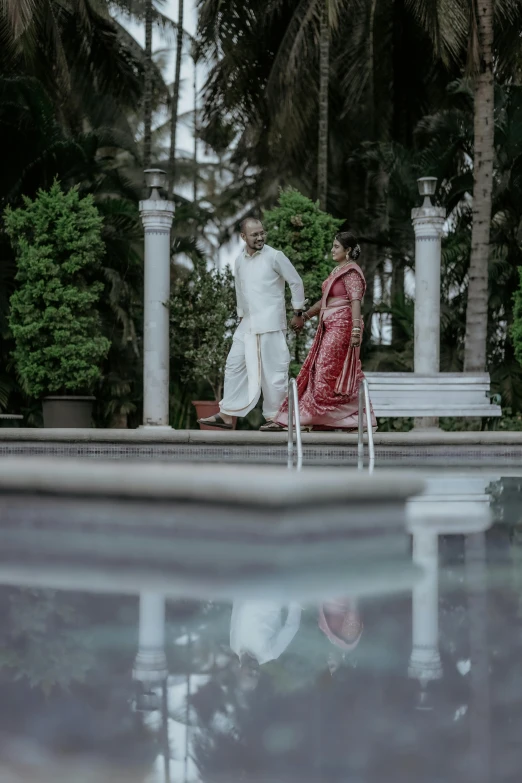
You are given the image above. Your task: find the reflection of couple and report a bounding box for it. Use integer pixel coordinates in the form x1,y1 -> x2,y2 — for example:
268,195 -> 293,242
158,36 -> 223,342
230,600 -> 302,691
199,218 -> 376,432
230,597 -> 363,687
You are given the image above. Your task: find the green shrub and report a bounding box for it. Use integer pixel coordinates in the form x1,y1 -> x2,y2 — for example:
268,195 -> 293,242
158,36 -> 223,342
170,261 -> 240,401
263,188 -> 342,367
263,188 -> 343,306
513,266 -> 522,369
4,182 -> 111,398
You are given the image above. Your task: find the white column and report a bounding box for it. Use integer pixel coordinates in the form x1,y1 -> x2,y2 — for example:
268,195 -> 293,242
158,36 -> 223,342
411,177 -> 445,430
133,591 -> 168,686
139,172 -> 175,429
408,526 -> 443,708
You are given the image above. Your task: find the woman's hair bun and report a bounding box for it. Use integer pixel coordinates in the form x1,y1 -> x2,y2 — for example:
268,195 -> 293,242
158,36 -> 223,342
335,231 -> 361,260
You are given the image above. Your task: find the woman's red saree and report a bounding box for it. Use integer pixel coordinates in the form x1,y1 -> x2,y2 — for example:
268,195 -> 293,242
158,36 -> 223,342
275,262 -> 376,431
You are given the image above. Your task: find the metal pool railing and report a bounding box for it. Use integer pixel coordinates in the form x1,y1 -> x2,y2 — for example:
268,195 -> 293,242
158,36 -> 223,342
286,376 -> 371,472
358,378 -> 375,471
287,377 -> 303,471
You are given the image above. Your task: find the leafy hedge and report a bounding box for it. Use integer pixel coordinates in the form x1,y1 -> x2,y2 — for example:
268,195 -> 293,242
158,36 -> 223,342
170,261 -> 240,401
4,182 -> 110,397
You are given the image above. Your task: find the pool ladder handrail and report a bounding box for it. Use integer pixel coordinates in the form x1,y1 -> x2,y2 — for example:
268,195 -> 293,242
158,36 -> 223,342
358,378 -> 375,470
287,377 -> 303,471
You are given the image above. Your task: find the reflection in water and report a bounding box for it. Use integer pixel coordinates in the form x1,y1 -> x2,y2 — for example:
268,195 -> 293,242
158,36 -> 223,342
408,527 -> 443,708
230,601 -> 302,691
466,532 -> 490,783
2,473 -> 522,782
318,598 -> 363,674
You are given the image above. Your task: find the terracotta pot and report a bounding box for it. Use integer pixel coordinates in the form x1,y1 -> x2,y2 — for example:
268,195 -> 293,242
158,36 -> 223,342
42,395 -> 95,428
192,400 -> 237,430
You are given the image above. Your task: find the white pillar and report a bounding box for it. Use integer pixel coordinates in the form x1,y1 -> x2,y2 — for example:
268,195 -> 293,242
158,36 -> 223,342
133,591 -> 168,686
411,177 -> 445,430
139,169 -> 175,429
408,526 -> 443,708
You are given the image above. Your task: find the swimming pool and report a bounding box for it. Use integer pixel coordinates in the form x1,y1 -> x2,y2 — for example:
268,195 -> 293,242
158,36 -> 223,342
0,461 -> 519,782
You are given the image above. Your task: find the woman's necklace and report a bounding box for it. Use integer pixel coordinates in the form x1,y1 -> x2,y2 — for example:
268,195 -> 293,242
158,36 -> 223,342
330,260 -> 350,276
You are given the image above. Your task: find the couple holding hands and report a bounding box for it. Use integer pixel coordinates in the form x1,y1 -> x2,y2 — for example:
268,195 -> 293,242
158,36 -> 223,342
199,218 -> 376,433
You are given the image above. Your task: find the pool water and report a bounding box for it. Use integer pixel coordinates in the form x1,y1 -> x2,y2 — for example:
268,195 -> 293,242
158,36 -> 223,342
0,467 -> 521,783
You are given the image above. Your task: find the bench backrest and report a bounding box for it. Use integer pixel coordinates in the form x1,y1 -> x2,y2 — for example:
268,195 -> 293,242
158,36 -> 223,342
364,372 -> 501,417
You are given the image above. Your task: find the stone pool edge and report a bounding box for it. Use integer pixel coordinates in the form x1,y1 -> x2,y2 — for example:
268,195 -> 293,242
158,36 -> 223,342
0,428 -> 521,446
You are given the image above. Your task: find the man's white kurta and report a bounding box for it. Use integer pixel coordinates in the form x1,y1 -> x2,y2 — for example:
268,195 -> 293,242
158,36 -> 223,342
230,601 -> 302,665
220,244 -> 305,419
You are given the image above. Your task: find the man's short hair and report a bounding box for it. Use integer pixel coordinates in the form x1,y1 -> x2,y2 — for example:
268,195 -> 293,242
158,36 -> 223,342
240,217 -> 262,234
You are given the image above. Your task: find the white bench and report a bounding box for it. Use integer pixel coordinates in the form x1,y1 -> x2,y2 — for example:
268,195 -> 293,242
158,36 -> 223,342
364,373 -> 501,418
0,414 -> 23,421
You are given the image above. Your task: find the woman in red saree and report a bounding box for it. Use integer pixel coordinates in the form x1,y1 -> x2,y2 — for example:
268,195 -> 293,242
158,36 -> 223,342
267,231 -> 376,432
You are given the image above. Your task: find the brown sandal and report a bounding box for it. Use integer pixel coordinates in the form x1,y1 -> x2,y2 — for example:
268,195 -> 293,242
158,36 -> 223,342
259,420 -> 287,432
197,414 -> 233,430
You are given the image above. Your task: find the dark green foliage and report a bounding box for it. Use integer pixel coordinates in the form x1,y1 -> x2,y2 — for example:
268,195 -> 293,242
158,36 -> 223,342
263,188 -> 343,305
0,588 -> 94,694
170,261 -> 240,401
263,189 -> 342,367
4,182 -> 111,397
513,267 -> 522,369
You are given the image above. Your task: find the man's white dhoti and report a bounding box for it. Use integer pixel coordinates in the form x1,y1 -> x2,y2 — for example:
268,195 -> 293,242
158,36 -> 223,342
220,317 -> 290,420
219,243 -> 304,421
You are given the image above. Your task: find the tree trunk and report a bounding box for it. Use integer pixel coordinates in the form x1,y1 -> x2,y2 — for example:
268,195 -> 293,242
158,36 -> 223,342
367,0 -> 377,138
317,0 -> 329,210
143,0 -> 153,169
391,0 -> 412,147
169,0 -> 185,188
464,0 -> 494,372
193,55 -> 198,203
391,261 -> 405,345
465,532 -> 491,783
362,0 -> 379,345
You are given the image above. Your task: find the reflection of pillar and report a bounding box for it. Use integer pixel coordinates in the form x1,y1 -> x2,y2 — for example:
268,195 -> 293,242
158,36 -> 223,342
465,532 -> 490,783
133,592 -> 168,686
408,528 -> 443,708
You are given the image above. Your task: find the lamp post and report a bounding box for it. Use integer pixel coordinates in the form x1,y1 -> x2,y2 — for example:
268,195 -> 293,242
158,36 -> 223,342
140,169 -> 175,428
411,177 -> 445,430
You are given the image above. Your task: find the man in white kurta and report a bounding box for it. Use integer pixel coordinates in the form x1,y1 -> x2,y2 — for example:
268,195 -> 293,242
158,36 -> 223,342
198,219 -> 305,427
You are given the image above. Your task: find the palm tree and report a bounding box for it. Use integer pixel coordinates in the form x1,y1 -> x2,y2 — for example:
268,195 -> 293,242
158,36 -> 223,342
0,1 -> 172,425
317,0 -> 329,209
192,47 -> 199,203
404,0 -> 522,373
463,0 -> 494,372
143,0 -> 154,168
169,0 -> 185,187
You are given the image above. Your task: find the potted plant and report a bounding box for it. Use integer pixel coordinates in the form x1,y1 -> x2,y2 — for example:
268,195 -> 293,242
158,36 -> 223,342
170,260 -> 240,429
4,182 -> 111,427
